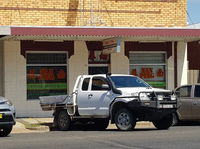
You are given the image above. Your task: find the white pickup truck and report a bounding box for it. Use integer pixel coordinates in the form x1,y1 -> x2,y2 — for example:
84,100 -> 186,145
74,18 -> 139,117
40,74 -> 177,131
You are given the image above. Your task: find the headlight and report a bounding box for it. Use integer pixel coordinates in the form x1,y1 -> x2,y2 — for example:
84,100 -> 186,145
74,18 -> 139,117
139,93 -> 150,101
5,100 -> 13,106
157,95 -> 163,101
170,95 -> 176,101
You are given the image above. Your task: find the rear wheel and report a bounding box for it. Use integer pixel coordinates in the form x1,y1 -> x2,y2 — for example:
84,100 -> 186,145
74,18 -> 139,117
153,114 -> 173,130
57,110 -> 71,131
0,125 -> 13,137
115,108 -> 136,131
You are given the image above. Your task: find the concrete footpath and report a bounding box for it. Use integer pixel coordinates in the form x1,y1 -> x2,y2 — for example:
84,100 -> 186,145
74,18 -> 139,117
12,118 -> 155,134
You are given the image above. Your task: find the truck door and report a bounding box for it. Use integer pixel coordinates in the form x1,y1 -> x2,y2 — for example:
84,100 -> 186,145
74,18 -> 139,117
89,77 -> 114,116
176,85 -> 193,120
192,85 -> 200,119
77,76 -> 113,116
77,77 -> 92,115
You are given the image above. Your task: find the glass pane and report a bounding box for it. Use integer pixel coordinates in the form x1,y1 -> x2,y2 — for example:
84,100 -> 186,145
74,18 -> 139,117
130,65 -> 166,88
27,66 -> 67,99
82,78 -> 90,91
179,86 -> 192,97
89,66 -> 108,75
194,85 -> 200,97
27,53 -> 67,64
92,78 -> 108,90
129,53 -> 165,64
110,76 -> 150,88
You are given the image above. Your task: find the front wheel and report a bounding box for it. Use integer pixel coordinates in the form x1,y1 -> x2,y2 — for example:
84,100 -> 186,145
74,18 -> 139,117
114,108 -> 136,131
153,114 -> 173,130
0,125 -> 13,137
57,110 -> 71,131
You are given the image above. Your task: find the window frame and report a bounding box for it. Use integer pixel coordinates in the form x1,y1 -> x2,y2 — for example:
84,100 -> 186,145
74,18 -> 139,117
26,51 -> 68,100
194,85 -> 200,98
175,85 -> 192,98
129,51 -> 167,89
81,78 -> 91,91
91,77 -> 110,91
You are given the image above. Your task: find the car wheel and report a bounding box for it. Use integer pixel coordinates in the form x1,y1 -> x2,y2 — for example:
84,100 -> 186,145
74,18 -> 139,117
93,119 -> 109,130
115,108 -> 136,131
57,110 -> 71,131
153,114 -> 173,130
0,125 -> 13,137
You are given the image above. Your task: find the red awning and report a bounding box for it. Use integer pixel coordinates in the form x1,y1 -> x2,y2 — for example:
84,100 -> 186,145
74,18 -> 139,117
11,27 -> 200,37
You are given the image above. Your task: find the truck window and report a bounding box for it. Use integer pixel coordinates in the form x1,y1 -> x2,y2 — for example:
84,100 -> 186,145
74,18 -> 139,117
194,85 -> 200,97
92,77 -> 109,91
176,86 -> 192,97
110,76 -> 150,88
82,78 -> 90,91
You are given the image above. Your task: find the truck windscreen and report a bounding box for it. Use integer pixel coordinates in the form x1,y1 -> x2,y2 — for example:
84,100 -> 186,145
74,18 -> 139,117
110,76 -> 150,88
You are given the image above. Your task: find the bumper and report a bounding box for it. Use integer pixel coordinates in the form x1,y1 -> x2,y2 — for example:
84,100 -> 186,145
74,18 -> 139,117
127,100 -> 177,121
0,112 -> 16,127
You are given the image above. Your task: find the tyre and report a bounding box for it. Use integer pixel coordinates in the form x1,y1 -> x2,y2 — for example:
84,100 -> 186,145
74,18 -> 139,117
172,113 -> 179,126
114,108 -> 136,131
153,114 -> 173,130
93,119 -> 109,130
57,110 -> 71,131
0,125 -> 13,137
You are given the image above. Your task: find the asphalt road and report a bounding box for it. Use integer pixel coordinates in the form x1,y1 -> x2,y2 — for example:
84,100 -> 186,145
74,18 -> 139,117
1,126 -> 200,149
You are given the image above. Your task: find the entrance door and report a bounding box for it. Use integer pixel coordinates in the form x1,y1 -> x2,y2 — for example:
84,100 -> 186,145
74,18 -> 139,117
89,66 -> 108,75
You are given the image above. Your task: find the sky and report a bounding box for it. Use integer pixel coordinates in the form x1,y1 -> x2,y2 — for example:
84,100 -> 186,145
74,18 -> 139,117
187,0 -> 200,24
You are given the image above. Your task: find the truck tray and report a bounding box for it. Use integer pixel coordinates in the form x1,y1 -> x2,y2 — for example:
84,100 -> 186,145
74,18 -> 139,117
39,95 -> 68,111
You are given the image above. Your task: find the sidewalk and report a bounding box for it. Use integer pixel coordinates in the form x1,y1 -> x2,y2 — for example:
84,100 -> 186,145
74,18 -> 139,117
12,118 -> 155,134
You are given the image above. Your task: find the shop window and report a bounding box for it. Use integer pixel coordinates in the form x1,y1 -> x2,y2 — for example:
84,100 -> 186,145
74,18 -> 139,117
26,52 -> 68,100
129,52 -> 166,88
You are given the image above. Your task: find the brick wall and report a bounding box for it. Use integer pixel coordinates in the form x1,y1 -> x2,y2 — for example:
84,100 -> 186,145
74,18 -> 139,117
0,0 -> 187,27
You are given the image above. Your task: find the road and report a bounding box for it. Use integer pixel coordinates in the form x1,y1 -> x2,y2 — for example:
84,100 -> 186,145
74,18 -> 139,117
1,126 -> 200,149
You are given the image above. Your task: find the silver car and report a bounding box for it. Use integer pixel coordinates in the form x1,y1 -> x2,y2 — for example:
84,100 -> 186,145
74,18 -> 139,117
0,96 -> 15,137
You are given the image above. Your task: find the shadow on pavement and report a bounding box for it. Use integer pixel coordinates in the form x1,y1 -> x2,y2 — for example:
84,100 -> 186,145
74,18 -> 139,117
43,123 -> 157,132
176,121 -> 200,126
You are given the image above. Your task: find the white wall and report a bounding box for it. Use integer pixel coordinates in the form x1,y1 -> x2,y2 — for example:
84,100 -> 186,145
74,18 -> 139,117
188,70 -> 199,84
4,41 -> 52,117
0,41 -> 3,96
68,41 -> 88,93
110,42 -> 129,74
177,41 -> 188,86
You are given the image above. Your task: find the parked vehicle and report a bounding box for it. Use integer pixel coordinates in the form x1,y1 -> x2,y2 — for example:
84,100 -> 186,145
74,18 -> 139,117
0,96 -> 16,137
40,74 -> 177,131
173,84 -> 200,125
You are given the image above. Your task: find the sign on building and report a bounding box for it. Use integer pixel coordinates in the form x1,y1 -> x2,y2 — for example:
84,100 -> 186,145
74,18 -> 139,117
102,38 -> 121,54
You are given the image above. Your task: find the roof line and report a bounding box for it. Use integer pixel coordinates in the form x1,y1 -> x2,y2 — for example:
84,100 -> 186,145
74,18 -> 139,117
6,25 -> 200,30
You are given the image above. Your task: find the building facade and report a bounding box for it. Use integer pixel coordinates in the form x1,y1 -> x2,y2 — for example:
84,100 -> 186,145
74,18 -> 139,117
0,0 -> 200,117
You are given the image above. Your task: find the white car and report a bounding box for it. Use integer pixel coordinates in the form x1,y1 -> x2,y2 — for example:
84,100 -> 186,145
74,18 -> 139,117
0,96 -> 16,137
40,74 -> 177,131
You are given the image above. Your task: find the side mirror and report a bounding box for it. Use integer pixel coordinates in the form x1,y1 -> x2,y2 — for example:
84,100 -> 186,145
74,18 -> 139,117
101,84 -> 110,90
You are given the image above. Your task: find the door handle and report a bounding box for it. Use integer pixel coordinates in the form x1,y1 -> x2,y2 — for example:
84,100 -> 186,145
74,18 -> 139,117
193,102 -> 197,105
88,94 -> 93,98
